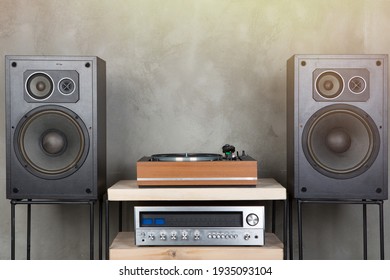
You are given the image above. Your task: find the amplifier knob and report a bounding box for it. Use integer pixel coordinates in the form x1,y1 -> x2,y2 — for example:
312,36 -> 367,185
246,213 -> 259,226
194,231 -> 200,240
181,231 -> 188,240
207,233 -> 212,239
148,233 -> 155,240
170,231 -> 177,240
244,233 -> 250,240
160,232 -> 167,240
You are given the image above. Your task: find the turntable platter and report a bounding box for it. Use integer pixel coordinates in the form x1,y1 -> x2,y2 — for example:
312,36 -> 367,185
150,153 -> 223,162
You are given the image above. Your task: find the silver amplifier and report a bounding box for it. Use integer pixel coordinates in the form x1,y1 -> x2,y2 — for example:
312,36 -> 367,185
134,206 -> 265,246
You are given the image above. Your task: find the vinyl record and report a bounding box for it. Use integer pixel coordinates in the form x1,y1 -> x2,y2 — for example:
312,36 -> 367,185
150,153 -> 223,162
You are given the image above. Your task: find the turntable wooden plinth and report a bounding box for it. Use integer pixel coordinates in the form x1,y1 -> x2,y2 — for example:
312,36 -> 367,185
136,156 -> 258,186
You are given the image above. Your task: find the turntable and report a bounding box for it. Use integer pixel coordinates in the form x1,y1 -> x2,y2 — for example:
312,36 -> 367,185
136,145 -> 258,187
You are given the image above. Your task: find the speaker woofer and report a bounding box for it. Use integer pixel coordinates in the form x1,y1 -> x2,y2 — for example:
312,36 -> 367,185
302,104 -> 380,179
14,106 -> 90,179
25,72 -> 54,100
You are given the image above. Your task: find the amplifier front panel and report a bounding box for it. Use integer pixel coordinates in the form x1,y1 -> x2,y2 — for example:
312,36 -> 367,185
134,206 -> 265,246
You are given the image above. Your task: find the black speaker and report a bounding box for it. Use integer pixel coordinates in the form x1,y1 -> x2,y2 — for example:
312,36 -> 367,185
287,55 -> 388,199
5,56 -> 106,200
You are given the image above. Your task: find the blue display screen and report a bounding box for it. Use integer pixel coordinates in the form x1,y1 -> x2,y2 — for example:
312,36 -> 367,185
141,218 -> 153,225
140,211 -> 242,227
154,218 -> 166,225
141,217 -> 166,226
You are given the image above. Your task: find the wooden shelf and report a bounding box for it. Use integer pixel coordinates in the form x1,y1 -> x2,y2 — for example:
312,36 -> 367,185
108,178 -> 286,201
106,178 -> 287,260
110,232 -> 283,260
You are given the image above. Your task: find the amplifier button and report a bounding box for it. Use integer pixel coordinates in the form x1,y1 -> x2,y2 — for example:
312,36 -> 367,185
244,233 -> 250,240
207,233 -> 212,239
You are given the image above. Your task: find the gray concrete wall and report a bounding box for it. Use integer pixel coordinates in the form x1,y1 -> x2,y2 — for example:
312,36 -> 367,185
0,0 -> 389,259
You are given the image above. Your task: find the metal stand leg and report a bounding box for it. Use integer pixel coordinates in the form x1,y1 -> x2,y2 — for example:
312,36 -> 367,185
99,198 -> 103,260
379,201 -> 384,260
363,202 -> 367,260
272,201 -> 276,234
283,199 -> 288,260
27,200 -> 31,260
297,199 -> 303,260
11,200 -> 16,260
89,201 -> 95,260
289,196 -> 293,260
119,201 -> 123,232
105,195 -> 110,260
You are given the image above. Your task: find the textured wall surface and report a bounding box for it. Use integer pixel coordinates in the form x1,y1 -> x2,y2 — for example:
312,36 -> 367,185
0,0 -> 389,259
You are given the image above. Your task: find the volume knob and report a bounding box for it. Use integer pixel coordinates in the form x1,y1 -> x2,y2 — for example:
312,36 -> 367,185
170,231 -> 177,240
148,233 -> 155,240
246,213 -> 259,226
194,231 -> 200,240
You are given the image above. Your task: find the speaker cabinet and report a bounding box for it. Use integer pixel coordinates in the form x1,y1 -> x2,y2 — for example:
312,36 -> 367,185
287,55 -> 388,199
5,56 -> 106,200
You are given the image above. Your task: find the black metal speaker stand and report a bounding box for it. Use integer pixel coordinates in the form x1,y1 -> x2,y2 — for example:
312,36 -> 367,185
297,199 -> 385,260
10,199 -> 102,260
105,193 -> 110,260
